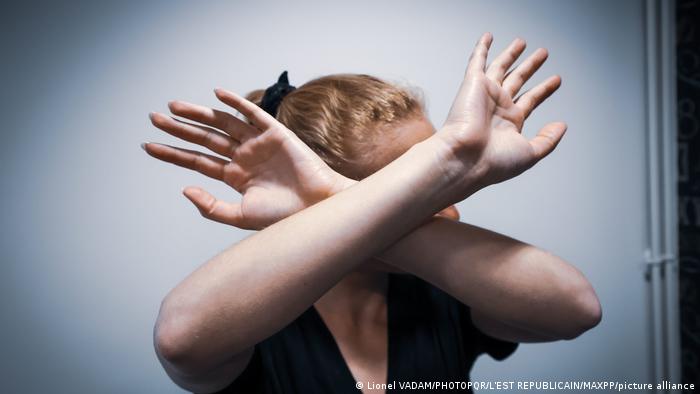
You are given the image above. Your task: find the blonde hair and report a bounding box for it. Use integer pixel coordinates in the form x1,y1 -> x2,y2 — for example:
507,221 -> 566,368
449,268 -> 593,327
246,74 -> 424,179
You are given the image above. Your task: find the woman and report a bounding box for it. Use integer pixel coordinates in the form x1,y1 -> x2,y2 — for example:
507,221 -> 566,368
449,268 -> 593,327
143,34 -> 601,393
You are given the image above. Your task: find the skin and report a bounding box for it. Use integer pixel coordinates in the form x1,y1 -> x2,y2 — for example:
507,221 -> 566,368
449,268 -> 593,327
144,35 -> 602,393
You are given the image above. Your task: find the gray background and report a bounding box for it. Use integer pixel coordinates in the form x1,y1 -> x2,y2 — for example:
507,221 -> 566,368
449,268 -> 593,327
0,0 -> 650,392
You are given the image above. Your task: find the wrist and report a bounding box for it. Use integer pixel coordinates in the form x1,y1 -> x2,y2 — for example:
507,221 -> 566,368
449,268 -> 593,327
412,135 -> 485,205
322,134 -> 484,212
326,174 -> 357,198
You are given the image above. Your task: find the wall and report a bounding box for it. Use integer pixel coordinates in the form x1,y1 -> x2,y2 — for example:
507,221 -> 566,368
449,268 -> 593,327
0,1 -> 651,392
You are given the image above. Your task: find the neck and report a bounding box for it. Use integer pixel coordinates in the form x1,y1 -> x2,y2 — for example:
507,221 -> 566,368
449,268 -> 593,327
314,262 -> 388,324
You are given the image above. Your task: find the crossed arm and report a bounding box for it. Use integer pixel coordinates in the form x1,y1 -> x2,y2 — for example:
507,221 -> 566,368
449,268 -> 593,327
144,34 -> 601,393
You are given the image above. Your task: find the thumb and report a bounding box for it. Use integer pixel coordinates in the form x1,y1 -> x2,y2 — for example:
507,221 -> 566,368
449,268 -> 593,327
529,122 -> 567,162
182,186 -> 246,228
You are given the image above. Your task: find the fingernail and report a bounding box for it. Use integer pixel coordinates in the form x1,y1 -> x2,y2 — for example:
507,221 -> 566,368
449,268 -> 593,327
140,142 -> 148,151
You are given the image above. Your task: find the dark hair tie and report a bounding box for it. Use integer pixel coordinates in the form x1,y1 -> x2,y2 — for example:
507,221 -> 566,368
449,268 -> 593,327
260,71 -> 296,117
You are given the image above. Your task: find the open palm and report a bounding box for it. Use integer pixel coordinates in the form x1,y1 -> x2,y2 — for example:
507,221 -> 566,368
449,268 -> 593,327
143,89 -> 351,230
438,34 -> 566,188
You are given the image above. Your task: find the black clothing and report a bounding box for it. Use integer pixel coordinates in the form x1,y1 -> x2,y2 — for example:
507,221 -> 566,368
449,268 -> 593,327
216,273 -> 518,393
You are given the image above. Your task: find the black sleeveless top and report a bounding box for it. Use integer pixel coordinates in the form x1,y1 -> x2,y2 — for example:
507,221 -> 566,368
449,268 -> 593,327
215,273 -> 517,393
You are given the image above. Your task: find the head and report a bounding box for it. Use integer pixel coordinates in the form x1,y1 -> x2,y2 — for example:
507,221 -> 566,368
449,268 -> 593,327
246,73 -> 459,220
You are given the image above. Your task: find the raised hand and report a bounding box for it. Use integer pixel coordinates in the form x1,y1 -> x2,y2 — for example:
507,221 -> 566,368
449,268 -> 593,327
143,89 -> 353,230
436,33 -> 566,189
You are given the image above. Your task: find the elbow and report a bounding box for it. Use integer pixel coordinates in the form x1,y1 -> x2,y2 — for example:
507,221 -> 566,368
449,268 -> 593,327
154,320 -> 188,370
153,297 -> 204,376
559,282 -> 602,340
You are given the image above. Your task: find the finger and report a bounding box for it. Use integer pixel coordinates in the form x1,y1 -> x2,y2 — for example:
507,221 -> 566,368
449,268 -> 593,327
502,48 -> 549,97
142,142 -> 227,181
168,100 -> 257,142
435,205 -> 461,221
182,187 -> 247,227
515,75 -> 562,119
149,112 -> 238,157
214,88 -> 279,132
528,122 -> 567,162
485,38 -> 526,83
467,32 -> 494,74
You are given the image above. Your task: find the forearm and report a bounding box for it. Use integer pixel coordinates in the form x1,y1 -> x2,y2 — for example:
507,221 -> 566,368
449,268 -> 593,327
376,217 -> 601,340
154,137 -> 473,374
